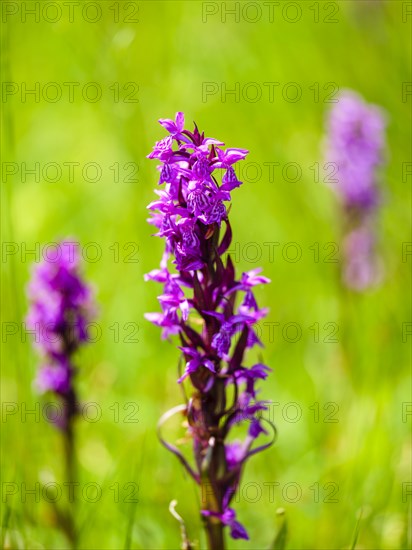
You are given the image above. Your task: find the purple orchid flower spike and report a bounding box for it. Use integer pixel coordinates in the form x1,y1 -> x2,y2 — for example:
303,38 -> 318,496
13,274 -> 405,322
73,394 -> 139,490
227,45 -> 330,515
26,239 -> 96,430
326,90 -> 386,211
146,114 -> 275,548
26,239 -> 96,543
325,90 -> 387,291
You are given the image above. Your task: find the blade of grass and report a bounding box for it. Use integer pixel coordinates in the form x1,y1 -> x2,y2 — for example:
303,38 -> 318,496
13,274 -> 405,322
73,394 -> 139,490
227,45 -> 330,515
351,510 -> 363,550
270,508 -> 287,550
1,502 -> 11,549
124,431 -> 147,550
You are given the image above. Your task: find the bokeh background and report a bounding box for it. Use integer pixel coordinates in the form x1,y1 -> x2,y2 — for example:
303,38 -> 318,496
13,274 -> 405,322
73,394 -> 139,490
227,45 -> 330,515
1,1 -> 411,548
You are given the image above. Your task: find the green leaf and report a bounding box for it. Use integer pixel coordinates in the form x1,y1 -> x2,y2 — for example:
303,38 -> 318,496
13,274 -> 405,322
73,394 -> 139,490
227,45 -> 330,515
270,509 -> 288,550
350,511 -> 363,550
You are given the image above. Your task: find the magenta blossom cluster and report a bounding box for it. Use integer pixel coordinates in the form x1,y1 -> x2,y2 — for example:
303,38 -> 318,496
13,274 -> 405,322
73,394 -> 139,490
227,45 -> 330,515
326,90 -> 386,211
325,91 -> 386,290
27,240 -> 95,426
145,113 -> 272,544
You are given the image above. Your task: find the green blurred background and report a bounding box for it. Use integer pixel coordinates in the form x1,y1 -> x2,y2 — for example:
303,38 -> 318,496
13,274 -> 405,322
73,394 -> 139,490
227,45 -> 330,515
1,1 -> 411,548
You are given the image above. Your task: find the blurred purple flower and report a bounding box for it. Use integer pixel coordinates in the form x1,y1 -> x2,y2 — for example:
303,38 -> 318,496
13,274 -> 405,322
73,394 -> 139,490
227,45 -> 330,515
343,226 -> 381,291
26,240 -> 95,427
326,90 -> 386,210
325,90 -> 387,291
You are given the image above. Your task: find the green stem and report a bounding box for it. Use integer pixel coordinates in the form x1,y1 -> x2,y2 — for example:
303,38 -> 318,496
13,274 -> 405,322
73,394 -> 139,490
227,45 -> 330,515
201,476 -> 225,550
63,416 -> 78,548
204,517 -> 225,550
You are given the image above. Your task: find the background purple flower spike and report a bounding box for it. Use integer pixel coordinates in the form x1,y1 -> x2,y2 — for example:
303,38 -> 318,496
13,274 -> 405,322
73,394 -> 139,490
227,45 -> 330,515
325,90 -> 387,291
27,239 -> 96,428
326,90 -> 386,211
